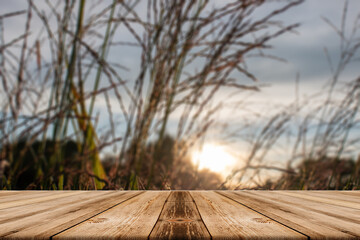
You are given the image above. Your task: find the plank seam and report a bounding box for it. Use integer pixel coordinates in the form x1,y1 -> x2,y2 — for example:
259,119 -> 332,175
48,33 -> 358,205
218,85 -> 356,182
49,191 -> 144,240
215,191 -> 311,240
190,191 -> 213,240
147,191 -> 171,239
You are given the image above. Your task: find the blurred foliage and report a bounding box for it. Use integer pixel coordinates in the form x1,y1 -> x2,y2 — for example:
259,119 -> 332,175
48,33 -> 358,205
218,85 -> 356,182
1,135 -> 223,190
261,156 -> 360,190
1,0 -> 360,191
1,139 -> 81,189
0,0 -> 305,190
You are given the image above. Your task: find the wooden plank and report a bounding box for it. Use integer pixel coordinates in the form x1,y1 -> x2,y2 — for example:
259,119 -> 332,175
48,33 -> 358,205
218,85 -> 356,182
0,191 -> 111,224
0,191 -> 83,210
325,190 -> 360,196
219,191 -> 360,239
278,191 -> 360,209
0,190 -> 359,239
0,190 -> 76,205
150,191 -> 210,240
0,191 -> 142,239
313,190 -> 360,197
54,191 -> 169,239
167,190 -> 194,202
0,190 -> 69,199
0,191 -> 25,197
288,190 -> 360,199
341,191 -> 360,196
257,191 -> 360,224
191,191 -> 306,239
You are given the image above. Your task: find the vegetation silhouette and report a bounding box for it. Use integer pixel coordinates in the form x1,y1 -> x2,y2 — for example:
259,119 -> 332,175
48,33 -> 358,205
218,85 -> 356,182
1,1 -> 359,190
1,135 -> 223,190
260,156 -> 360,190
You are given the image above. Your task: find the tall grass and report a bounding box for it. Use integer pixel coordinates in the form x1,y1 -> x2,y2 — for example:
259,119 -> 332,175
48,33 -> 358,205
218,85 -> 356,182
0,0 -> 311,190
222,1 -> 360,190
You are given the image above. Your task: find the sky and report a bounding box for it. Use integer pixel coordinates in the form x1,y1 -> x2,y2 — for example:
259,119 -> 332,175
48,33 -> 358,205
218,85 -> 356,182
246,0 -> 359,101
1,0 -> 360,181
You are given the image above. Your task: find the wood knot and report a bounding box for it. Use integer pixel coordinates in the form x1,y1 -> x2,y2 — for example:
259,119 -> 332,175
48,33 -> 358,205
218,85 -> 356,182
88,218 -> 108,224
252,218 -> 271,224
166,218 -> 194,223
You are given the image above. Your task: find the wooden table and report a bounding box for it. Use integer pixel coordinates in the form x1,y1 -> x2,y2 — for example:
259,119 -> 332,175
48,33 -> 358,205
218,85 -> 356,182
0,191 -> 359,239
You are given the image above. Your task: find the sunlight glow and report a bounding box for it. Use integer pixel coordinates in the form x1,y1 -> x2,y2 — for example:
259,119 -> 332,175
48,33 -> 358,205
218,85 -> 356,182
192,144 -> 237,175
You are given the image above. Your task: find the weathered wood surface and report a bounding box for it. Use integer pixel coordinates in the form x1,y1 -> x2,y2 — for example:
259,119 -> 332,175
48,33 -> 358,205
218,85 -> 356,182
219,191 -> 360,239
0,191 -> 359,239
150,191 -> 210,240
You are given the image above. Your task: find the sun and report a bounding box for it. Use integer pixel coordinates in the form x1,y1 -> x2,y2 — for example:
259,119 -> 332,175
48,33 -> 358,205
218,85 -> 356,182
192,143 -> 237,175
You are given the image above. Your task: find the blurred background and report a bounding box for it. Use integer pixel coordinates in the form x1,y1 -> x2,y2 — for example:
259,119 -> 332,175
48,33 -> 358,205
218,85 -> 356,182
0,0 -> 359,190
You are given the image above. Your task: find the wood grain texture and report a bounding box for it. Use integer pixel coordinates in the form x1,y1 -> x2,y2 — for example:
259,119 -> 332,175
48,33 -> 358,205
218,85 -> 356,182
0,190 -> 359,239
291,190 -> 360,197
150,191 -> 211,240
191,191 -> 306,239
0,191 -> 112,224
167,190 -> 194,202
0,191 -> 81,209
54,191 -> 169,239
0,191 -> 25,197
272,191 -> 360,224
219,191 -> 360,239
277,191 -> 360,209
0,191 -> 142,239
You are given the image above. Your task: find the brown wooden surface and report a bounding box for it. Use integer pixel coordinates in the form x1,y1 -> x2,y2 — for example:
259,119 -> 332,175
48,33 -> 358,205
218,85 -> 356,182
150,191 -> 210,240
219,191 -> 360,239
191,191 -> 306,239
0,191 -> 359,239
0,191 -> 142,239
